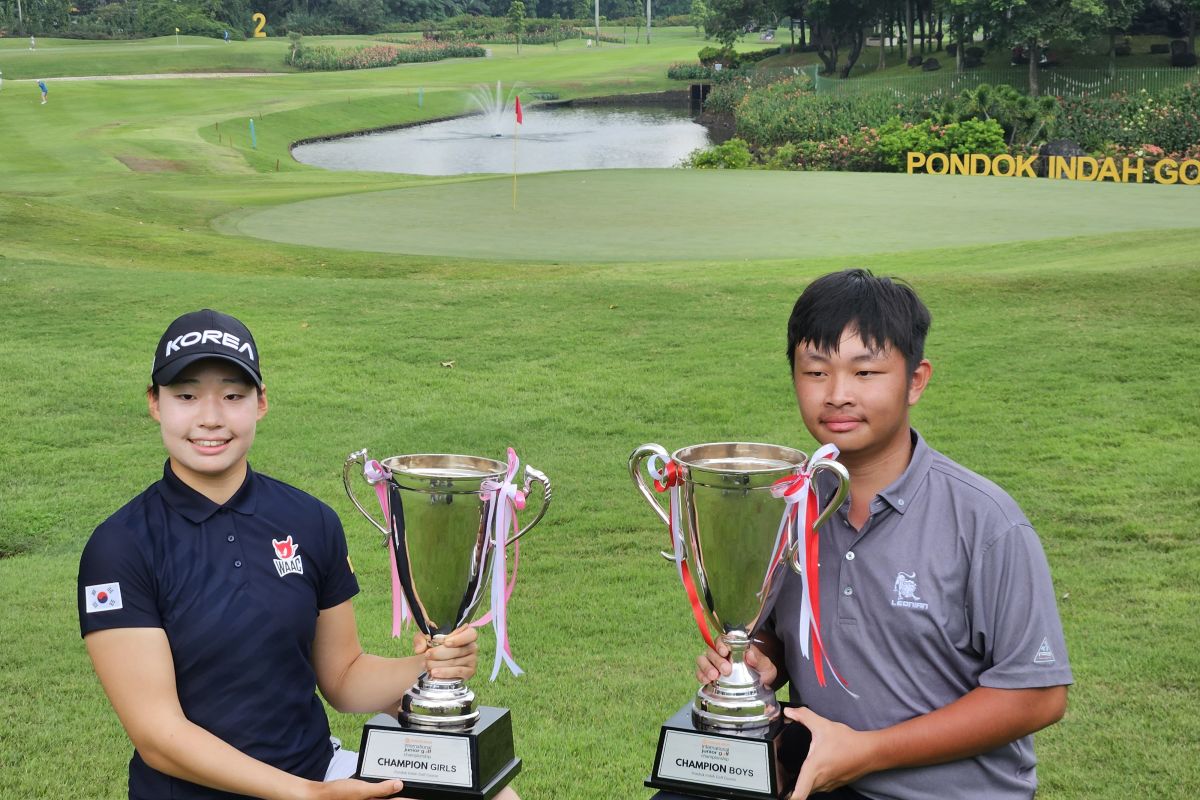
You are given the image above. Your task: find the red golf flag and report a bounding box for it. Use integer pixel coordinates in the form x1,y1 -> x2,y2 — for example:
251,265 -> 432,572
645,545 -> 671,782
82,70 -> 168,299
514,95 -> 523,124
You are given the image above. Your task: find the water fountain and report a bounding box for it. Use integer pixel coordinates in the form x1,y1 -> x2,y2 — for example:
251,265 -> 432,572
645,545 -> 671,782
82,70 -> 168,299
467,80 -> 520,138
291,84 -> 714,175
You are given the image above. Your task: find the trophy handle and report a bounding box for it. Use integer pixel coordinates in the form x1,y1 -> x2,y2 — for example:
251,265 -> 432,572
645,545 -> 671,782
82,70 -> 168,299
786,457 -> 849,574
628,443 -> 672,529
507,465 -> 552,545
808,456 -> 850,531
342,449 -> 390,538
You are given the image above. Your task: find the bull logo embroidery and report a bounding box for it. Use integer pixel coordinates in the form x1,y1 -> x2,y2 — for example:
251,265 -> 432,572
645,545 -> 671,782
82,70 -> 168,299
271,536 -> 303,577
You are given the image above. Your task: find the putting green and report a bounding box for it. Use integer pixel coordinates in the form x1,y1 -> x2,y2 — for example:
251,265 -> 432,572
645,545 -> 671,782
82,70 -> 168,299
219,170 -> 1200,261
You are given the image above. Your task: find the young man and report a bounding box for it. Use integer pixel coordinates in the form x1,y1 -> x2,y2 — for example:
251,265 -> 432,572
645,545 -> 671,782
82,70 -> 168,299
698,270 -> 1072,800
38,78 -> 47,104
78,310 -> 494,800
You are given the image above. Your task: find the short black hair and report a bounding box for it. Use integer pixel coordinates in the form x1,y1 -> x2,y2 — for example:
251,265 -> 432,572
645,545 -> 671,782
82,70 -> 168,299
786,268 -> 931,375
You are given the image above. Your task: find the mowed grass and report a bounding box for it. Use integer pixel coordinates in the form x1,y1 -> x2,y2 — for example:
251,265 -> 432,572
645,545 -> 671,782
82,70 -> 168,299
223,170 -> 1200,262
0,34 -> 305,79
0,27 -> 708,81
2,32 -> 1200,800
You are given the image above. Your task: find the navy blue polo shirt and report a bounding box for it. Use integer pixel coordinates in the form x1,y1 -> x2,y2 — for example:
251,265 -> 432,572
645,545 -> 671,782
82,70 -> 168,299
78,461 -> 359,800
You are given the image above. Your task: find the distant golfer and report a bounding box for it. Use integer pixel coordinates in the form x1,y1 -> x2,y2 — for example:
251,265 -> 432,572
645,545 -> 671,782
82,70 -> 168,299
30,35 -> 36,50
38,79 -> 48,104
223,29 -> 230,43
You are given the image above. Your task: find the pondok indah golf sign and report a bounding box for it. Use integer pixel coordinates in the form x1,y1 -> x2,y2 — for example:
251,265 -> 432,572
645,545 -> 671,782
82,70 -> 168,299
907,151 -> 1200,184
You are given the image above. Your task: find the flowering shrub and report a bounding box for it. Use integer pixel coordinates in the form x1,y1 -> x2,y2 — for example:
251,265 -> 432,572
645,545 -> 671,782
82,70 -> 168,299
1056,84 -> 1200,153
700,71 -> 800,114
292,41 -> 485,71
687,75 -> 1200,174
877,119 -> 947,170
683,138 -> 754,169
787,129 -> 885,171
944,118 -> 1007,155
667,63 -> 759,83
728,78 -> 940,147
1097,141 -> 1200,181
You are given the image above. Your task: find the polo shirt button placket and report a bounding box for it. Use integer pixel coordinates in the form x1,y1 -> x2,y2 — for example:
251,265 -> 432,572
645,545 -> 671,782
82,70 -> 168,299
221,514 -> 246,574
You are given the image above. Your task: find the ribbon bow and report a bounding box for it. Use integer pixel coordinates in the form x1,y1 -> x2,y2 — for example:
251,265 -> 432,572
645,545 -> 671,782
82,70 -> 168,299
649,454 -> 717,650
769,443 -> 856,697
477,447 -> 526,680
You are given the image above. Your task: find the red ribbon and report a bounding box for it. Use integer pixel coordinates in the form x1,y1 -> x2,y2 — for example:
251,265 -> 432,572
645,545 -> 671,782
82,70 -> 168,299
771,466 -> 852,693
654,463 -> 717,650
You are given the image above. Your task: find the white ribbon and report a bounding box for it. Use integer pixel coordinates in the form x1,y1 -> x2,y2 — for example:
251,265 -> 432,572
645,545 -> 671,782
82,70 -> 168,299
479,448 -> 526,681
647,453 -> 686,587
770,443 -> 857,697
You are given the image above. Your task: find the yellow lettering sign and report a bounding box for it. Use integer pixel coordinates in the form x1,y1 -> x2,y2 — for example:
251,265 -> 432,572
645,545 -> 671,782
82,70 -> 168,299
1154,159 -> 1178,184
902,152 -> 1195,185
1181,160 -> 1200,186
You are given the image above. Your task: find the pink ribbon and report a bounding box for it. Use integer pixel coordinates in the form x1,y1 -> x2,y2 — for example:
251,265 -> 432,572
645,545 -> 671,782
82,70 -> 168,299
478,447 -> 526,680
364,458 -> 411,637
366,451 -> 525,681
770,443 -> 857,697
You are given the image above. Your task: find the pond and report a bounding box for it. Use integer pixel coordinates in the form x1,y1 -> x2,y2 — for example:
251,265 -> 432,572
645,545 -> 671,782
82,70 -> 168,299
291,101 -> 714,176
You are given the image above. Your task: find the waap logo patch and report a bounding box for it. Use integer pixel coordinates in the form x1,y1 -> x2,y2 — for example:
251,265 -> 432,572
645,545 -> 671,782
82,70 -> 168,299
272,536 -> 304,577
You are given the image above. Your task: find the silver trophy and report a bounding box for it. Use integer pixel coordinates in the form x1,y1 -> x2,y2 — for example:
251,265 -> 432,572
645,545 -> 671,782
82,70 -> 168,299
630,442 -> 849,798
343,449 -> 551,799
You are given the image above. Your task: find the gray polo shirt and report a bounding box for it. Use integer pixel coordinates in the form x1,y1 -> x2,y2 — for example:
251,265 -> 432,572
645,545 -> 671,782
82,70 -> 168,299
770,430 -> 1072,800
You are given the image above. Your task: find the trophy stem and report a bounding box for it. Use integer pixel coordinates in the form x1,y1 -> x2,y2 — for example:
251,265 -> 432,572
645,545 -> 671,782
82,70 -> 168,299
399,636 -> 480,729
400,672 -> 480,729
693,632 -> 779,731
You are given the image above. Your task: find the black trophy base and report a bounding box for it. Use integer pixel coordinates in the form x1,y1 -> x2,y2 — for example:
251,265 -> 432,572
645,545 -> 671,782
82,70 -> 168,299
355,705 -> 521,799
644,702 -> 809,800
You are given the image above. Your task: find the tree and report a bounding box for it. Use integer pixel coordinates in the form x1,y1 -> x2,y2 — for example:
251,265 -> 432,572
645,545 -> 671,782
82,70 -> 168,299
703,0 -> 770,45
942,0 -> 989,72
287,30 -> 303,63
904,0 -> 913,60
984,0 -> 1107,95
1102,0 -> 1145,73
507,0 -> 525,52
1153,0 -> 1200,52
807,0 -> 879,76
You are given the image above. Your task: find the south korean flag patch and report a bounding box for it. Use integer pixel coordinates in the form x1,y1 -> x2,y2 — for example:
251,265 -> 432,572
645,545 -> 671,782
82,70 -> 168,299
85,583 -> 124,613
